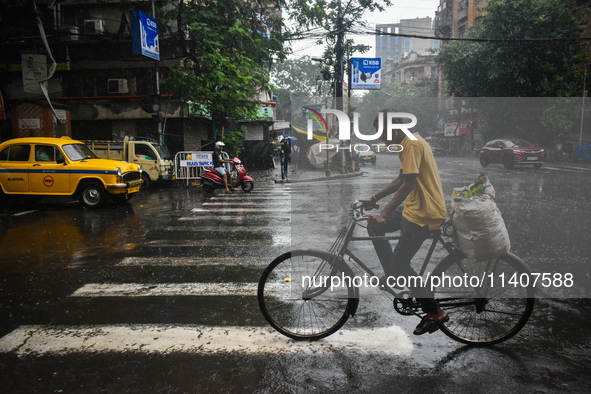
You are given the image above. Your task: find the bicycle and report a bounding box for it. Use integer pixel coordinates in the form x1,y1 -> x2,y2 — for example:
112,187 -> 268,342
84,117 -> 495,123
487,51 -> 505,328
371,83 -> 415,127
258,201 -> 534,345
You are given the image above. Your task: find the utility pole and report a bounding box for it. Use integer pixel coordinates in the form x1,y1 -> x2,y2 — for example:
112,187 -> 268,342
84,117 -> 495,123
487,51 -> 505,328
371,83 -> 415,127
334,0 -> 344,112
151,0 -> 163,145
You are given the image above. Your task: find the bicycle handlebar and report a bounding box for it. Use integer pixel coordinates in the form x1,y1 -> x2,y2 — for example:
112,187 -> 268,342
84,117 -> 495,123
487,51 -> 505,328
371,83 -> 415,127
350,200 -> 379,222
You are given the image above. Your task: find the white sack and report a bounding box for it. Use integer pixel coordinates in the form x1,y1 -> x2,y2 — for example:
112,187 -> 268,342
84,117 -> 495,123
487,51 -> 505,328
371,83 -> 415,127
452,195 -> 511,261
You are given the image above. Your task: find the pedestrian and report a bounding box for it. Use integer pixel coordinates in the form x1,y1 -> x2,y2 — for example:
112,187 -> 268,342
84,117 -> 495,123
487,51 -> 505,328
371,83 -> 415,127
291,142 -> 300,174
212,141 -> 234,193
360,111 -> 448,336
280,138 -> 291,179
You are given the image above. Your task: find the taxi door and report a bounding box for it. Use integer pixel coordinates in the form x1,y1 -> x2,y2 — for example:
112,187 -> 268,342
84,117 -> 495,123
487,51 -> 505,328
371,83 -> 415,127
29,145 -> 71,193
0,144 -> 31,193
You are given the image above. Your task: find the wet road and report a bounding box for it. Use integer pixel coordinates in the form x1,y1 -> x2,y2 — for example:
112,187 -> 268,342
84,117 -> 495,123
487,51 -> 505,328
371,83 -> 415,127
0,156 -> 590,392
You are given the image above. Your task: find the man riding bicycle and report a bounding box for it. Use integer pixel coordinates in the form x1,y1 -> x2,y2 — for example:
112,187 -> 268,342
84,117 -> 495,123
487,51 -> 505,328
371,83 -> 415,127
361,111 -> 448,335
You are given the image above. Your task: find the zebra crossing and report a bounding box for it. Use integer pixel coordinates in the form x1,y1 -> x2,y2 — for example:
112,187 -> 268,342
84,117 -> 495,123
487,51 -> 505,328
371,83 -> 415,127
0,183 -> 415,358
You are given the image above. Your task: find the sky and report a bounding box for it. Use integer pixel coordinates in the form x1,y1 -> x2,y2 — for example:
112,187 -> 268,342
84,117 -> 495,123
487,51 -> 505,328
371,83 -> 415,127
287,0 -> 441,59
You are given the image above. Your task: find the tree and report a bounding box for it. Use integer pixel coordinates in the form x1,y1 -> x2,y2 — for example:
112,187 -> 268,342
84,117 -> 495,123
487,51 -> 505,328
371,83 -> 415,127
159,0 -> 286,138
287,0 -> 392,101
355,82 -> 440,137
436,0 -> 587,98
271,56 -> 332,120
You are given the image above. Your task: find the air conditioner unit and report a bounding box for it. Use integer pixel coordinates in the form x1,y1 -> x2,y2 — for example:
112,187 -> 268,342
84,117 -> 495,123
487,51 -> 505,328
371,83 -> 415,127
84,19 -> 105,34
108,79 -> 129,94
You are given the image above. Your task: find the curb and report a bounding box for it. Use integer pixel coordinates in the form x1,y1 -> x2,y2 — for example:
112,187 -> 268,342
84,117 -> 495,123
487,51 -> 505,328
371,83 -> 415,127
275,171 -> 364,184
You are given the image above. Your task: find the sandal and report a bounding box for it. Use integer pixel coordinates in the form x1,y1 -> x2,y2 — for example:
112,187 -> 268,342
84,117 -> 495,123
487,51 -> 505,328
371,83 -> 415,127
225,190 -> 234,194
413,313 -> 449,336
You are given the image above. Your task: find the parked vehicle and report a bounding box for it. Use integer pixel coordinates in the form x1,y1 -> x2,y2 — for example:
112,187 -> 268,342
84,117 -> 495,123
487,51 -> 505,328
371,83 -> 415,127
359,149 -> 377,165
480,138 -> 546,169
83,136 -> 174,188
201,157 -> 254,193
0,136 -> 143,208
428,142 -> 446,157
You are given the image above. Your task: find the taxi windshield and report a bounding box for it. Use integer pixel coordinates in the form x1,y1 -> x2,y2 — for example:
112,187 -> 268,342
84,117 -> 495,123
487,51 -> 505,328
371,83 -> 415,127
62,144 -> 98,161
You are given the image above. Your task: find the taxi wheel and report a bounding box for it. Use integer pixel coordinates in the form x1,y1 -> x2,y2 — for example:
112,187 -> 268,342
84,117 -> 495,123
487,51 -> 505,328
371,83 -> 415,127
78,181 -> 107,209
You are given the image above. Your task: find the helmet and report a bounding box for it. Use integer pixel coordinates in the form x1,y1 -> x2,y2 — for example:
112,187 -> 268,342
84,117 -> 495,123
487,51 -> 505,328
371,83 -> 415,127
215,141 -> 225,149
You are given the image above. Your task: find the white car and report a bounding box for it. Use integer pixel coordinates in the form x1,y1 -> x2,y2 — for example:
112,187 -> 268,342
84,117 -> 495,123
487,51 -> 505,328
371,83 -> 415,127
359,149 -> 376,165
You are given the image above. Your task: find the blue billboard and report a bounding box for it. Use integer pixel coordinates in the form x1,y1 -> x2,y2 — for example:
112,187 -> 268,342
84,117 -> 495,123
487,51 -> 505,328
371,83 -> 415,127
131,10 -> 160,61
351,58 -> 381,90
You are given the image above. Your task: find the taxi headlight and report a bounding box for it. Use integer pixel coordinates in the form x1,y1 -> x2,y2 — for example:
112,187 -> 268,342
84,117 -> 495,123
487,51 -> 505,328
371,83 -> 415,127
138,165 -> 143,173
116,167 -> 122,178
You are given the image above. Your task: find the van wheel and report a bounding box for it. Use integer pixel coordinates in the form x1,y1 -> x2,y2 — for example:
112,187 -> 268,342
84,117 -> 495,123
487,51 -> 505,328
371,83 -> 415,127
141,173 -> 151,189
78,181 -> 107,209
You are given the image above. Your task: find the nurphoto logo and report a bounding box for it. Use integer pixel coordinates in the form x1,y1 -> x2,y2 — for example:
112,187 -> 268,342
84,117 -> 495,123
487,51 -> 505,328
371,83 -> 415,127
303,108 -> 418,153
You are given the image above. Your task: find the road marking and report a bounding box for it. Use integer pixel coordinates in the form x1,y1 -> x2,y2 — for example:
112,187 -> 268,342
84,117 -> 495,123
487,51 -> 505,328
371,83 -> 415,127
177,216 -> 290,222
191,208 -> 290,213
143,236 -> 289,247
116,256 -> 267,267
0,324 -> 414,356
70,282 -> 259,297
543,166 -> 589,173
205,197 -> 290,202
202,202 -> 290,207
157,226 -> 290,233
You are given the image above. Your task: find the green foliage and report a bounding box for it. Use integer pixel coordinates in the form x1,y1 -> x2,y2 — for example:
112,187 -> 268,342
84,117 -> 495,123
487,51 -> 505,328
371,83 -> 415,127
285,0 -> 392,94
540,99 -> 580,139
436,0 -> 587,98
221,124 -> 248,156
159,0 -> 286,137
271,56 -> 333,119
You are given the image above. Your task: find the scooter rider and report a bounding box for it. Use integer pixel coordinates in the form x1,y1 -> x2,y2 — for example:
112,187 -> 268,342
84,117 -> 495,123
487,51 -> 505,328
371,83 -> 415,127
212,141 -> 234,194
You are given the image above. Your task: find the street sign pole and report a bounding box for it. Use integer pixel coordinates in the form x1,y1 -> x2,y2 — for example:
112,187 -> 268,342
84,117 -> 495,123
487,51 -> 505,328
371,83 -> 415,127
151,0 -> 163,145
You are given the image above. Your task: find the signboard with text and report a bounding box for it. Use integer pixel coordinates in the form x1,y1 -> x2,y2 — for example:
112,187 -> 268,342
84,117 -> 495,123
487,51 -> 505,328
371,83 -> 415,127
180,152 -> 213,167
350,58 -> 381,90
131,10 -> 160,60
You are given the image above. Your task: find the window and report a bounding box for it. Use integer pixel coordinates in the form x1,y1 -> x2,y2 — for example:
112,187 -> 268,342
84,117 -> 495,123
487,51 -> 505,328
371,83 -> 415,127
135,144 -> 156,160
0,145 -> 31,161
35,145 -> 55,162
63,144 -> 97,161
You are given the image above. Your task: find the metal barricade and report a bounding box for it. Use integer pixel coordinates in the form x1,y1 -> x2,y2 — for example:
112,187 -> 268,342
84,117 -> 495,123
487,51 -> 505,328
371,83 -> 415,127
174,151 -> 229,184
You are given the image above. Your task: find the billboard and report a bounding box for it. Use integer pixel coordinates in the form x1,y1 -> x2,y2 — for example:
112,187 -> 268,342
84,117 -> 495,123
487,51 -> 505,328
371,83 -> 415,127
350,58 -> 381,90
131,10 -> 160,61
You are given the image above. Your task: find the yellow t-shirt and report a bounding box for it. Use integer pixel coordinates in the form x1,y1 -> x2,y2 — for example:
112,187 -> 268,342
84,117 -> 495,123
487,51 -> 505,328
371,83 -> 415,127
399,133 -> 447,230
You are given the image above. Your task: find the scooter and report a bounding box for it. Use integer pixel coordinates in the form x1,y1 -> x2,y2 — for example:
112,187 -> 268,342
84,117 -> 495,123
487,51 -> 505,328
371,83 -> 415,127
201,157 -> 254,193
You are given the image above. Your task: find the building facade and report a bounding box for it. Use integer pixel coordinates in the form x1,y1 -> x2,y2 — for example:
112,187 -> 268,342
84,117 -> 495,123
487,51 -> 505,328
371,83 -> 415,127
0,0 -> 278,167
375,17 -> 438,63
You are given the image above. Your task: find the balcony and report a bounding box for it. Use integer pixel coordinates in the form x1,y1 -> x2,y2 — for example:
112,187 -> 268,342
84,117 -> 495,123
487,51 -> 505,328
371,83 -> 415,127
434,1 -> 453,37
457,0 -> 469,21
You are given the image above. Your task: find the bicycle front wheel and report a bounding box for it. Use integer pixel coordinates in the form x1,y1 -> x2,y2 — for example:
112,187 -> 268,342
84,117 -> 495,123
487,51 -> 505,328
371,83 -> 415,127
432,252 -> 534,345
258,250 -> 359,340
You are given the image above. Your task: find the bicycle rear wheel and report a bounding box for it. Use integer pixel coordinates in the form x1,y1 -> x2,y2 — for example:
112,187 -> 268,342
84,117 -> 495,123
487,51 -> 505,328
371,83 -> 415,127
258,250 -> 359,340
432,252 -> 534,345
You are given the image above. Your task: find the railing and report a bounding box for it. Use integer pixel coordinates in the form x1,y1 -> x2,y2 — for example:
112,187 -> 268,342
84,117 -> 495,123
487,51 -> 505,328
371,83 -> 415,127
174,151 -> 229,183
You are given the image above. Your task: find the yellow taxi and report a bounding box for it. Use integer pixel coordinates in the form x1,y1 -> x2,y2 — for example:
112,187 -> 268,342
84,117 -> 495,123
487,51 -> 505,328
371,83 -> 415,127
0,136 -> 143,209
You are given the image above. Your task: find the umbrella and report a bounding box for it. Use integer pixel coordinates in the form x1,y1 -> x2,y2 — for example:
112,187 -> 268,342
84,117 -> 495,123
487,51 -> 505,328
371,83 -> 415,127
277,135 -> 298,142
